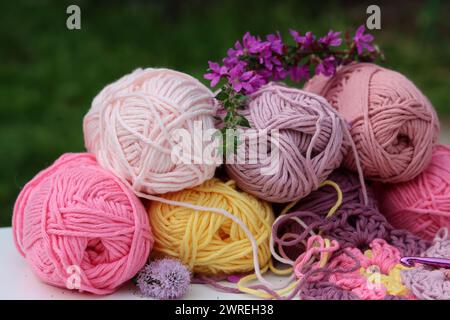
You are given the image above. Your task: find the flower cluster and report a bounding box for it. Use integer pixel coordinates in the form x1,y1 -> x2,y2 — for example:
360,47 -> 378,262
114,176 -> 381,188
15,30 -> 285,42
204,25 -> 383,154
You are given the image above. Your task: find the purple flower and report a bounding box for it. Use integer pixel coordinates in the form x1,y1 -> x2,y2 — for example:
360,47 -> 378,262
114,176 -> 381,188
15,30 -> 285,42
228,63 -> 265,94
266,32 -> 284,55
290,30 -> 315,49
319,30 -> 342,47
204,61 -> 228,87
136,259 -> 190,300
223,43 -> 243,67
289,64 -> 310,82
315,56 -> 336,77
353,25 -> 375,55
271,65 -> 288,81
242,32 -> 265,54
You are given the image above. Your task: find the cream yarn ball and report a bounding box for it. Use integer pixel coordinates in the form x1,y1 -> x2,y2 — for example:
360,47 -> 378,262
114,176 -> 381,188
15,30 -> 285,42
83,68 -> 217,195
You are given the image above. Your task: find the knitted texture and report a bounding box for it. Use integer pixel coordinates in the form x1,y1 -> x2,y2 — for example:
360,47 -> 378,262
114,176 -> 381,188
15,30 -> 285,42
13,153 -> 153,295
304,62 -> 439,183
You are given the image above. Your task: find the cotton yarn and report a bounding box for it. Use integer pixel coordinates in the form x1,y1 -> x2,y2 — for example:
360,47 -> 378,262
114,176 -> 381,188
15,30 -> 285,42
375,145 -> 450,241
226,82 -> 352,203
304,62 -> 439,183
13,153 -> 153,295
401,228 -> 450,300
291,168 -> 377,216
83,68 -> 217,196
147,178 -> 274,275
272,169 -> 429,262
327,239 -> 413,300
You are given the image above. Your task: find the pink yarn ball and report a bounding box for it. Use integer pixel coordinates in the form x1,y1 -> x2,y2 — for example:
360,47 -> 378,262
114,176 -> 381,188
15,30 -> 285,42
374,145 -> 450,241
13,153 -> 153,295
226,83 -> 349,203
304,63 -> 439,183
83,68 -> 217,195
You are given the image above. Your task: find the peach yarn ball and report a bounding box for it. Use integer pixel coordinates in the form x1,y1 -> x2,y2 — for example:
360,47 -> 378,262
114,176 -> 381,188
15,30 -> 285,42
304,63 -> 439,183
83,68 -> 217,195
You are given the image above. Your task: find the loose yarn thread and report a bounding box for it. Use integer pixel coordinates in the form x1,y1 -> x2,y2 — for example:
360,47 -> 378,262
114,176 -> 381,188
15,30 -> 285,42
272,169 -> 429,260
304,62 -> 439,183
13,153 -> 153,295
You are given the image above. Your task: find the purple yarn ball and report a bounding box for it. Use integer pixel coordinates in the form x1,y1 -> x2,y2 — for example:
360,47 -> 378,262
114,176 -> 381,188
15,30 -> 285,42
136,258 -> 190,299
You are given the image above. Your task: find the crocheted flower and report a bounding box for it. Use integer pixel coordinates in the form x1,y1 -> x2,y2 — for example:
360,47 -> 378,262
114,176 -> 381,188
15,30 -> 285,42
328,239 -> 413,300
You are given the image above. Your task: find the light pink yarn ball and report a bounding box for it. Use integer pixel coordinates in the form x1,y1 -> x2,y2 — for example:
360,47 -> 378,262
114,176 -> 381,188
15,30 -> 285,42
304,63 -> 439,183
13,153 -> 153,295
83,68 -> 217,195
374,145 -> 450,241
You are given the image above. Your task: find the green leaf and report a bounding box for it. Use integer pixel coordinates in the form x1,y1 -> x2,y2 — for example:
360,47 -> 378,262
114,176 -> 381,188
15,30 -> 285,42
235,94 -> 247,103
223,100 -> 234,110
224,111 -> 233,123
235,115 -> 250,128
215,90 -> 228,101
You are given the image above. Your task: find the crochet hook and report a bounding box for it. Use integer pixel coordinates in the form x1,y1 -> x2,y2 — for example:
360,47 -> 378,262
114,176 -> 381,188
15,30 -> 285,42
400,257 -> 450,269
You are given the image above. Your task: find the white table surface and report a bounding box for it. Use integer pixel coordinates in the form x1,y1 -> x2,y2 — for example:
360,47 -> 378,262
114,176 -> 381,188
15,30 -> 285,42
0,227 -> 284,300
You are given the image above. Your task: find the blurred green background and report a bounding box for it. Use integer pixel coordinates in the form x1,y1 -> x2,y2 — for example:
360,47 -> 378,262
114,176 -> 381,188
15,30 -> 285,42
0,0 -> 449,226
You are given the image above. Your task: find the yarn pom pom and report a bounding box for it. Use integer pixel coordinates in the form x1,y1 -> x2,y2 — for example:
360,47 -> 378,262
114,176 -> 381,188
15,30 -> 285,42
83,68 -> 217,196
375,145 -> 450,241
13,153 -> 153,295
136,259 -> 190,300
304,62 -> 439,183
226,83 -> 349,203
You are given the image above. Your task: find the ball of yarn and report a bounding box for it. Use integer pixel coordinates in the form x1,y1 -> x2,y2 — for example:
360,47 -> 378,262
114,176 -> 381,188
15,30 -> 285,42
148,178 -> 274,275
13,153 -> 153,295
83,68 -> 217,195
375,145 -> 450,241
226,83 -> 349,203
304,62 -> 439,183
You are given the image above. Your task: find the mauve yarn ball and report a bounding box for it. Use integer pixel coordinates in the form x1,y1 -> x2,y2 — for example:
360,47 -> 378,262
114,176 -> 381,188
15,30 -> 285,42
304,62 -> 439,183
83,68 -> 217,195
226,83 -> 350,203
374,145 -> 450,241
13,153 -> 153,295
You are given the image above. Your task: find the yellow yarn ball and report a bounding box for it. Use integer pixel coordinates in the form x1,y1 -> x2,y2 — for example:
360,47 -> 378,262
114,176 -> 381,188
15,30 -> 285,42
147,178 -> 274,275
